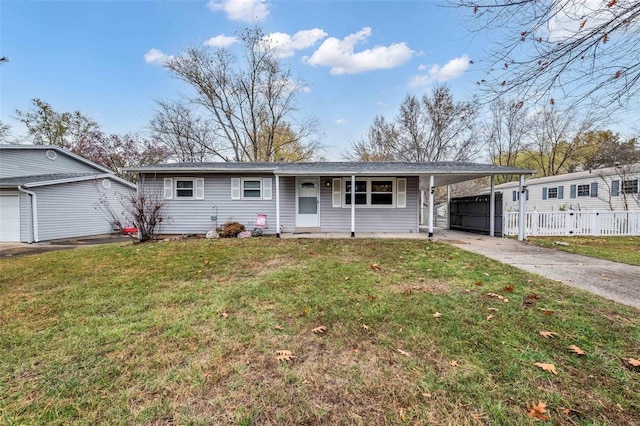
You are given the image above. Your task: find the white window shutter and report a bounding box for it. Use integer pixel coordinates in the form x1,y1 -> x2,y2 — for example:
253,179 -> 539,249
332,178 -> 342,207
262,178 -> 272,200
231,178 -> 241,200
195,178 -> 205,200
163,178 -> 173,200
397,178 -> 407,208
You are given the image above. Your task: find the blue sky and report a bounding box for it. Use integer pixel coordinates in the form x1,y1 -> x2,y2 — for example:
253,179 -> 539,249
1,0 -> 636,160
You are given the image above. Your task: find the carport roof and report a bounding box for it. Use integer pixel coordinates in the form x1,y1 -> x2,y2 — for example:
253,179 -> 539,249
127,161 -> 535,187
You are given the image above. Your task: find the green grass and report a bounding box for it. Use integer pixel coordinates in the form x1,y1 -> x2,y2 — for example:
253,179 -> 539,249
1,238 -> 639,425
527,236 -> 640,266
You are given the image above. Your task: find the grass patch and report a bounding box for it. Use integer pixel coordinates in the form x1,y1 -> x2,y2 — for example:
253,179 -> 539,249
527,236 -> 640,266
1,238 -> 639,425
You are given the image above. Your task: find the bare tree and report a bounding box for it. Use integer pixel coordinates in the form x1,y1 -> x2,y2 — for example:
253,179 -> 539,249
344,116 -> 397,161
523,105 -> 597,176
150,100 -> 214,162
163,27 -> 320,162
0,120 -> 10,143
455,0 -> 640,110
347,85 -> 478,162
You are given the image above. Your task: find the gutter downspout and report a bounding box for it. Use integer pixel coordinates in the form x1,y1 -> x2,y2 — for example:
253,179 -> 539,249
18,186 -> 39,243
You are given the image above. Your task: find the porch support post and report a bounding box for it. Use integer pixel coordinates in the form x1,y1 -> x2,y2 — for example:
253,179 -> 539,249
518,174 -> 526,241
428,175 -> 435,238
447,185 -> 451,230
489,175 -> 496,237
350,175 -> 356,238
275,175 -> 281,238
420,189 -> 425,225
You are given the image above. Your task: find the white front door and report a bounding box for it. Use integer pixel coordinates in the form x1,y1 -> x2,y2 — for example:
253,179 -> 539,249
295,177 -> 320,228
0,195 -> 21,242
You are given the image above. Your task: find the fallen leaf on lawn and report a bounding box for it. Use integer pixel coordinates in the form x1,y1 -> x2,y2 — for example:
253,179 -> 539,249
220,311 -> 229,318
274,324 -> 283,330
543,309 -> 553,315
488,307 -> 499,312
361,324 -> 370,331
433,312 -> 442,318
399,407 -> 406,421
504,285 -> 514,292
203,259 -> 210,265
371,263 -> 381,272
449,360 -> 459,367
568,345 -> 586,355
487,293 -> 505,300
397,348 -> 411,357
503,298 -> 510,303
534,362 -> 558,375
563,407 -> 582,417
312,325 -> 327,334
367,294 -> 377,301
539,331 -> 558,338
421,392 -> 432,398
474,280 -> 484,286
300,306 -> 312,317
627,358 -> 640,367
483,272 -> 490,277
275,350 -> 295,361
527,400 -> 550,421
345,276 -> 350,281
486,314 -> 495,321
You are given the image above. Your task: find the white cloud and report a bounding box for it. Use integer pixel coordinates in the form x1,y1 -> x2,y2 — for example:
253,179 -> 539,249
304,27 -> 414,75
417,64 -> 427,71
144,48 -> 173,65
265,29 -> 327,58
204,34 -> 238,48
408,55 -> 470,87
207,0 -> 269,22
335,118 -> 347,125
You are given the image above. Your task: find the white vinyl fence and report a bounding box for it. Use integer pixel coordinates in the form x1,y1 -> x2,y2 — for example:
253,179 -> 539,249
504,211 -> 640,236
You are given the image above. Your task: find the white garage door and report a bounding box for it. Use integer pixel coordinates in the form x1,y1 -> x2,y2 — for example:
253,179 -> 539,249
0,195 -> 21,241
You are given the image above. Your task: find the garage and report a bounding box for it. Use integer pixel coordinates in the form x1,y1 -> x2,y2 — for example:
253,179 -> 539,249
0,195 -> 21,242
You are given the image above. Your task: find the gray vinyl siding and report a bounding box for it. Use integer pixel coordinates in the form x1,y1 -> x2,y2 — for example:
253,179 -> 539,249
141,174 -> 294,235
319,176 -> 419,232
142,174 -> 419,234
32,179 -> 131,241
0,148 -> 101,178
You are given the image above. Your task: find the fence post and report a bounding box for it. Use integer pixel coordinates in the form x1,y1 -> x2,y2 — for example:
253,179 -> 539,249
629,211 -> 637,235
592,211 -> 600,236
532,210 -> 539,236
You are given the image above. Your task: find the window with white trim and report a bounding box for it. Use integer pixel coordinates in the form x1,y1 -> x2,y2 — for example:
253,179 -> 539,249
577,184 -> 590,197
176,178 -> 194,198
242,178 -> 262,198
231,177 -> 273,200
342,178 -> 397,207
547,187 -> 558,199
622,179 -> 639,194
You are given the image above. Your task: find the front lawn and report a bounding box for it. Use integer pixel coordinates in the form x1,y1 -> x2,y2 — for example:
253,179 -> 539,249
1,238 -> 639,425
527,236 -> 640,266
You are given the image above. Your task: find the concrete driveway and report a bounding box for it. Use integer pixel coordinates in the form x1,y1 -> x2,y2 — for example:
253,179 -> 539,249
0,235 -> 133,259
434,229 -> 640,310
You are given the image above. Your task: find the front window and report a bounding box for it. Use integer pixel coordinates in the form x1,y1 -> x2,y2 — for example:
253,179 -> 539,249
176,179 -> 194,198
345,180 -> 367,205
343,178 -> 395,207
242,179 -> 262,198
622,179 -> 639,194
371,180 -> 393,205
577,184 -> 590,197
548,187 -> 558,199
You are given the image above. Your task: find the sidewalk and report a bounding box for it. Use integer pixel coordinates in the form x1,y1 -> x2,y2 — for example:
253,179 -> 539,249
433,229 -> 640,310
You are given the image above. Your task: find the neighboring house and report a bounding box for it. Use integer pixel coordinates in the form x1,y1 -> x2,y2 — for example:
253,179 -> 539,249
0,145 -> 136,242
128,161 -> 531,236
495,163 -> 640,212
